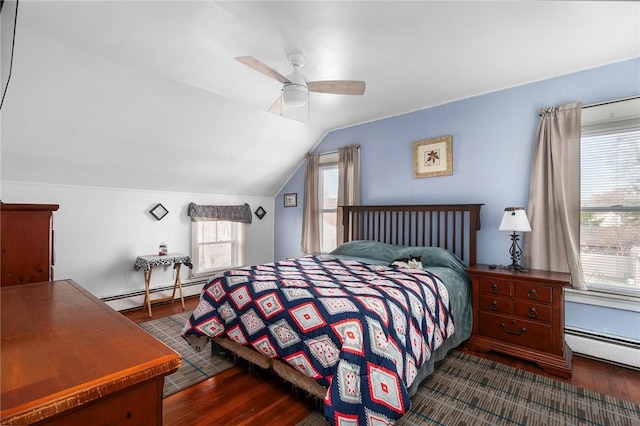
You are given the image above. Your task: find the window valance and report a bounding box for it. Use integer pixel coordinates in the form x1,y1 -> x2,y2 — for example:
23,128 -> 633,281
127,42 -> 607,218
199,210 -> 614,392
188,203 -> 252,223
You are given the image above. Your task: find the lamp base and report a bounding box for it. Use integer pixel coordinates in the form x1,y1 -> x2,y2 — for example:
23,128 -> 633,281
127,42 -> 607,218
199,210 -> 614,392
506,264 -> 528,273
507,232 -> 528,272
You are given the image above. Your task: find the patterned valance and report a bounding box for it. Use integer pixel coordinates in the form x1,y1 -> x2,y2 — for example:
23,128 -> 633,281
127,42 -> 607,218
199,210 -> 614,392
188,203 -> 252,223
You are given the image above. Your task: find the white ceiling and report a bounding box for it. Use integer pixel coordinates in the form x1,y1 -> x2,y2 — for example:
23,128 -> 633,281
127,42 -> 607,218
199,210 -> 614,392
1,1 -> 638,196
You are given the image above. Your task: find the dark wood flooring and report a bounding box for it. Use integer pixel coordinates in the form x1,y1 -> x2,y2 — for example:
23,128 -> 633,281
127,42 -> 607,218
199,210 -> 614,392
122,296 -> 640,426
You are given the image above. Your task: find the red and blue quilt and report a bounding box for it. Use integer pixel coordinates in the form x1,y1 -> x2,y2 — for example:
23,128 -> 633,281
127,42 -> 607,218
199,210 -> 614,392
181,255 -> 456,425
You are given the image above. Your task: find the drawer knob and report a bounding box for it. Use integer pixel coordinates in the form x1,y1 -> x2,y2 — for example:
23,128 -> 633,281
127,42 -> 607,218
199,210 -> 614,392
528,307 -> 538,318
489,300 -> 499,311
500,322 -> 527,336
490,283 -> 499,293
527,288 -> 538,300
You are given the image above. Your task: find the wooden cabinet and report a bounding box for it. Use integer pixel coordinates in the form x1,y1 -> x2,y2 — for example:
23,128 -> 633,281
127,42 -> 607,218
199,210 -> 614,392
465,264 -> 573,378
1,203 -> 59,286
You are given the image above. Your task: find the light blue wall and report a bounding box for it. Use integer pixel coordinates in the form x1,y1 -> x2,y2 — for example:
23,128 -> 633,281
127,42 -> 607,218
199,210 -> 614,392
274,59 -> 640,341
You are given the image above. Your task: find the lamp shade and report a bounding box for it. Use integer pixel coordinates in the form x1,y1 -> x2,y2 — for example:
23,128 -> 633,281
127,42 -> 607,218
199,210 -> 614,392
499,207 -> 532,232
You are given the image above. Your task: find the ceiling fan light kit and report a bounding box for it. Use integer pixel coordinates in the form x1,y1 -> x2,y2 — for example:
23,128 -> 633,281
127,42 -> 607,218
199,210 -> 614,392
283,69 -> 309,107
283,84 -> 308,107
235,51 -> 366,114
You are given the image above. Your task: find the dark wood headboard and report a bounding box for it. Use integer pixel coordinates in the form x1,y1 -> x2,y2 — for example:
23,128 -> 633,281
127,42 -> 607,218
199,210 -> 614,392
341,204 -> 483,266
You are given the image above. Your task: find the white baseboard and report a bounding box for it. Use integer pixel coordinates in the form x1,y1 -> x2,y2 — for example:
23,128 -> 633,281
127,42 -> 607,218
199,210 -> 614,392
566,330 -> 640,369
102,280 -> 207,312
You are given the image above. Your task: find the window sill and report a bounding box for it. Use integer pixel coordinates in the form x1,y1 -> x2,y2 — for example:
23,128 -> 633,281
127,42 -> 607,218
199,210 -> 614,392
189,272 -> 223,281
190,265 -> 247,280
565,288 -> 640,313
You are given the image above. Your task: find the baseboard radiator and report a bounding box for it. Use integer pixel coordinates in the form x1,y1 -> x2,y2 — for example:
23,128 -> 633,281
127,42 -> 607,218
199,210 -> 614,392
101,278 -> 209,312
565,327 -> 640,369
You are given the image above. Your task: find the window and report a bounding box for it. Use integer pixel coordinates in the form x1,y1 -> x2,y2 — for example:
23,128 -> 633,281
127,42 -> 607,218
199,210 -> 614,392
580,98 -> 640,297
191,220 -> 245,276
319,152 -> 339,253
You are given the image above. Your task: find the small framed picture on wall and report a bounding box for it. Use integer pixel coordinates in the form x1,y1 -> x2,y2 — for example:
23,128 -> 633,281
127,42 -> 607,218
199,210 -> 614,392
283,193 -> 297,207
149,203 -> 169,220
413,135 -> 453,178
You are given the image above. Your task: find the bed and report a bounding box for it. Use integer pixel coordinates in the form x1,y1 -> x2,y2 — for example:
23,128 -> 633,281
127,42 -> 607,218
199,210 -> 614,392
182,204 -> 482,425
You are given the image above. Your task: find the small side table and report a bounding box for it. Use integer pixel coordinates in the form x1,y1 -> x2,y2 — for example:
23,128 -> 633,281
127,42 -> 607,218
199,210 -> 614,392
133,253 -> 193,317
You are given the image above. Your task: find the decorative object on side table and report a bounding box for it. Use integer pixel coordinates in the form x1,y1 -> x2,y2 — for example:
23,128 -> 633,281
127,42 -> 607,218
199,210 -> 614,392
158,242 -> 168,256
149,203 -> 168,220
283,193 -> 297,207
499,206 -> 531,271
254,206 -> 266,219
413,135 -> 453,178
465,264 -> 573,378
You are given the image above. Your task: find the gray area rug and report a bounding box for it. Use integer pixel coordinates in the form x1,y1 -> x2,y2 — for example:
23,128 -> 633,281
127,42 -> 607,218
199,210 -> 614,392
298,351 -> 640,426
138,311 -> 234,397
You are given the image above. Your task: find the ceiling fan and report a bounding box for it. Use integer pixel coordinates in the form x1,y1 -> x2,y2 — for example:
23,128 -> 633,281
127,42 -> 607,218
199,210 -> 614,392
235,52 -> 366,114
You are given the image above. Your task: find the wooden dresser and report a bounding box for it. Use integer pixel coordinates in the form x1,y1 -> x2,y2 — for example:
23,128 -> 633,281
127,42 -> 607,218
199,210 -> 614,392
0,279 -> 181,425
465,264 -> 573,378
1,203 -> 59,286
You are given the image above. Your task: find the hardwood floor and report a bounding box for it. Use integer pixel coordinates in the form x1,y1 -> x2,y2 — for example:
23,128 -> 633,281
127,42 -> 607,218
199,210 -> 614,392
123,297 -> 318,425
122,296 -> 640,425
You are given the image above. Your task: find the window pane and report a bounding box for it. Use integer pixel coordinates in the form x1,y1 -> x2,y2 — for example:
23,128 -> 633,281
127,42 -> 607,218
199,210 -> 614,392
582,130 -> 640,208
580,125 -> 640,296
318,161 -> 339,253
198,221 -> 218,243
200,242 -> 233,270
321,211 -> 337,253
217,221 -> 232,240
321,166 -> 338,209
192,221 -> 245,274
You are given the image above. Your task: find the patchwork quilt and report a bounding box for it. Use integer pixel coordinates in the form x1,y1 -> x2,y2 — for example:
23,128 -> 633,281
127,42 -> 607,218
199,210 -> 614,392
181,255 -> 456,425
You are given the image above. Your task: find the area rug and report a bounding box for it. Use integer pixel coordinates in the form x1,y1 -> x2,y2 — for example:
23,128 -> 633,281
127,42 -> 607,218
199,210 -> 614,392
138,312 -> 234,397
297,350 -> 640,426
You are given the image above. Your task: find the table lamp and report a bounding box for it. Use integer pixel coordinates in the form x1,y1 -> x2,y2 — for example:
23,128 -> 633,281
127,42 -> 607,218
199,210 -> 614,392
499,207 -> 532,271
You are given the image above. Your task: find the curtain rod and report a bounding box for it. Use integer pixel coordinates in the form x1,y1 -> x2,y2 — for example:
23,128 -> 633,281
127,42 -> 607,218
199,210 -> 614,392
318,145 -> 361,156
582,95 -> 640,110
539,95 -> 640,116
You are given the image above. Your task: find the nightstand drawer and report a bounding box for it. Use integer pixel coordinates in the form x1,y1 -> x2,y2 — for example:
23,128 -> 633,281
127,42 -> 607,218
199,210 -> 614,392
478,277 -> 512,296
479,294 -> 512,315
514,301 -> 552,322
514,283 -> 552,303
479,312 -> 553,353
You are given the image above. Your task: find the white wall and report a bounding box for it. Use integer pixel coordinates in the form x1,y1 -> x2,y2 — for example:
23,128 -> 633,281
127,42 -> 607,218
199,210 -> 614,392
1,181 -> 274,299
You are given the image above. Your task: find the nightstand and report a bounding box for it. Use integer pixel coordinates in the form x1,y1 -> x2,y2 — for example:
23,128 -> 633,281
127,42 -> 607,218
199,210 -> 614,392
465,264 -> 573,378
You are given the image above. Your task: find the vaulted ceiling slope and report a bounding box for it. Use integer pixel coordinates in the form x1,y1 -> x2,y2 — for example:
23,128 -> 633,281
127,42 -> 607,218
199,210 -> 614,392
1,1 -> 638,196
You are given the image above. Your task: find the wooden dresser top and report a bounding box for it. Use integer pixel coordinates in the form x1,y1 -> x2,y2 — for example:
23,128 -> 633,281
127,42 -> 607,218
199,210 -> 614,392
467,264 -> 572,285
1,279 -> 181,424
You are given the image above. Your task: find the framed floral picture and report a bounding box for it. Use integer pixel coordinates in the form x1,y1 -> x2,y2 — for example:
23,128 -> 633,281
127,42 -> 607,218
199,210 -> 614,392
413,135 -> 453,178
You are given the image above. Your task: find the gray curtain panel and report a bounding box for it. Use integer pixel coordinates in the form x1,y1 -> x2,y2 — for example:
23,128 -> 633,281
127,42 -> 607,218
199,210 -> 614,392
524,102 -> 586,290
337,144 -> 360,246
301,152 -> 320,254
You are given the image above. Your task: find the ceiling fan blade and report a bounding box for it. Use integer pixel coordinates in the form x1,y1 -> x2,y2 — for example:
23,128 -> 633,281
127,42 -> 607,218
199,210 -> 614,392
235,56 -> 290,84
307,80 -> 366,95
267,95 -> 287,114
